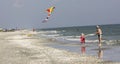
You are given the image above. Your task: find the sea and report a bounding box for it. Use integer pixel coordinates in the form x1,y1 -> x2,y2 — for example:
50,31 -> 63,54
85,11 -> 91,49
37,24 -> 120,62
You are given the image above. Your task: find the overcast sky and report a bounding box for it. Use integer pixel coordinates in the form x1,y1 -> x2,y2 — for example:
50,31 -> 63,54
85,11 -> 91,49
0,0 -> 120,29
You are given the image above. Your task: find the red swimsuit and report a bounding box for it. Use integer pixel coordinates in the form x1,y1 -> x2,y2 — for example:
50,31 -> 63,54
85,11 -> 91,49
80,36 -> 85,44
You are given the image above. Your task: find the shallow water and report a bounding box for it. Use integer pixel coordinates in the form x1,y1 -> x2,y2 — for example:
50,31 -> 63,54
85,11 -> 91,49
38,24 -> 120,62
44,41 -> 120,62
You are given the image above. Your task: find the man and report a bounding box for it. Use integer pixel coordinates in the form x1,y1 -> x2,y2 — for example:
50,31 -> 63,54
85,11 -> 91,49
96,25 -> 102,47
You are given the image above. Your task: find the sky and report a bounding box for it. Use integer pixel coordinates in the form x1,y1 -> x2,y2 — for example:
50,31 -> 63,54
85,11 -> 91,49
0,0 -> 120,29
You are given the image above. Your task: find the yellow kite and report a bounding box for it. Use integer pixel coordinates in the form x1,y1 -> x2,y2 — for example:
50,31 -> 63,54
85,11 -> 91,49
46,6 -> 55,16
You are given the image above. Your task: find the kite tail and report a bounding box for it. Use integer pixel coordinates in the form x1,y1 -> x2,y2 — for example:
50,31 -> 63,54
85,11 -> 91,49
48,14 -> 51,16
42,16 -> 50,23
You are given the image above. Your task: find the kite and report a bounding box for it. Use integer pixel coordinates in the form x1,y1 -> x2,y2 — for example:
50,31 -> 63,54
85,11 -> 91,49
42,6 -> 55,23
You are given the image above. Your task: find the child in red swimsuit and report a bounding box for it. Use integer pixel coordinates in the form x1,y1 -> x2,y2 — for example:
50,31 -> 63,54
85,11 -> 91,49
80,33 -> 85,44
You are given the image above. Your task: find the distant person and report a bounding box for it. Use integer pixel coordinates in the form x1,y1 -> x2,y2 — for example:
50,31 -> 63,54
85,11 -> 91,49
96,25 -> 102,47
80,33 -> 85,44
33,28 -> 35,32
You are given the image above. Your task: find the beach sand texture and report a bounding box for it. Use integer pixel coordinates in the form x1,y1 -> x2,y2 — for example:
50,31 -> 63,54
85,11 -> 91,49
0,30 -> 119,64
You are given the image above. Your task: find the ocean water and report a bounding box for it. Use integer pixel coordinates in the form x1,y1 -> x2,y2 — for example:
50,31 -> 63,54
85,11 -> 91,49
38,24 -> 120,45
37,24 -> 120,62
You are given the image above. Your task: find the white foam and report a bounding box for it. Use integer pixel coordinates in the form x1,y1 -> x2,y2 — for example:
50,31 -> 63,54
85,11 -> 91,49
86,33 -> 96,37
66,38 -> 79,41
105,40 -> 120,45
39,30 -> 59,34
10,39 -> 32,47
5,35 -> 28,40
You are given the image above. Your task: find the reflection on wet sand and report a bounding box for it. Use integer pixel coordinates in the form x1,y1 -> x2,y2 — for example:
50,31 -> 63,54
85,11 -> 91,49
98,47 -> 103,59
80,45 -> 104,59
81,45 -> 86,54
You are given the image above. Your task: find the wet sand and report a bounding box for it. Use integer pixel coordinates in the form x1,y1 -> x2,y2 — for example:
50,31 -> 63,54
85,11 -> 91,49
0,30 -> 119,64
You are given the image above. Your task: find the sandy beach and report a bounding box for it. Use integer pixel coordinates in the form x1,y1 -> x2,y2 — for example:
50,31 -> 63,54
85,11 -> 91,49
0,30 -> 119,64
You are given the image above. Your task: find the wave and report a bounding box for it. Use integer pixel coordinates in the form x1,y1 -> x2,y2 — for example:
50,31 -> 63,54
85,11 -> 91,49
38,30 -> 120,46
38,30 -> 60,34
65,37 -> 120,45
104,40 -> 120,45
86,33 -> 96,37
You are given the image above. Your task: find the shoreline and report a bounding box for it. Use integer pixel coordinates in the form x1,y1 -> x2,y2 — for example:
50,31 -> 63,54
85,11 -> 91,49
0,31 -> 119,64
40,32 -> 120,62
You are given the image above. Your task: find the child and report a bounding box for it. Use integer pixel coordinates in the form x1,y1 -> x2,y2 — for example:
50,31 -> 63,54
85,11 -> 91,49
80,33 -> 85,44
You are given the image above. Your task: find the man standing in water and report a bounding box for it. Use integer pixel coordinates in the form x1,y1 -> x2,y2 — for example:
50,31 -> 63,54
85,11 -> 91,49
96,25 -> 102,47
